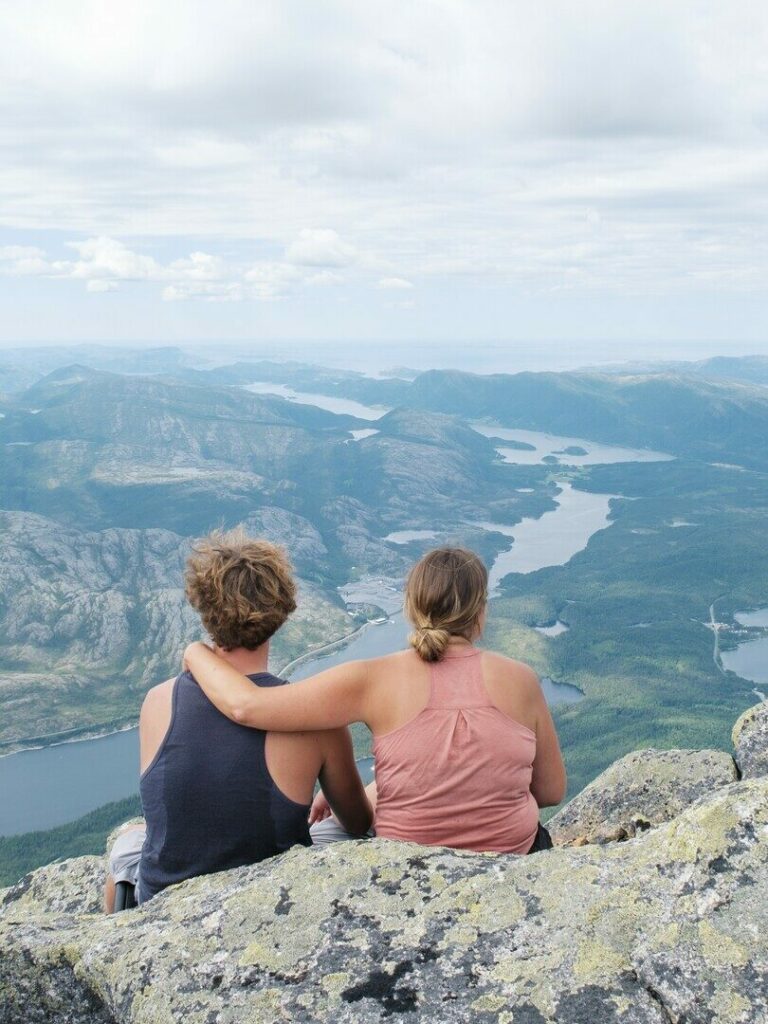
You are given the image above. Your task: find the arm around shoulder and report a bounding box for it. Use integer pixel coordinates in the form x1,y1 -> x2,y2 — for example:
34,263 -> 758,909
183,642 -> 372,732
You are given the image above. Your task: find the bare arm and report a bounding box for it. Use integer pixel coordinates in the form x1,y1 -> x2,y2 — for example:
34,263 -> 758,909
530,689 -> 567,808
317,729 -> 374,835
183,641 -> 371,731
310,778 -> 378,825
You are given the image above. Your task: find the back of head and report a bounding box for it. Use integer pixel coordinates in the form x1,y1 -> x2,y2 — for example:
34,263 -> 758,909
185,527 -> 297,651
404,547 -> 488,662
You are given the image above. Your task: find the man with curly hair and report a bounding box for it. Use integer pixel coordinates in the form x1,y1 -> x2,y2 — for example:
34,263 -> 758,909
104,529 -> 372,910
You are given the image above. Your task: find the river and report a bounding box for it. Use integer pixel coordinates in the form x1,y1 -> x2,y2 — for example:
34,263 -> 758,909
243,383 -> 390,421
475,482 -> 618,591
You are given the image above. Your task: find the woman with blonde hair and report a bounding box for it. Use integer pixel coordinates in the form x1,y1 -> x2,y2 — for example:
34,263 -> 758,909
184,547 -> 566,855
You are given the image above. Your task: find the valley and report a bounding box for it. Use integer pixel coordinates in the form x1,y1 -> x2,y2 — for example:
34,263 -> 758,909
1,348 -> 767,882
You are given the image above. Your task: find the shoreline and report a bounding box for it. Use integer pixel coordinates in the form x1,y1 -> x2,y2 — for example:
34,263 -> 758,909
0,617 -> 383,761
0,719 -> 140,760
276,619 -> 372,678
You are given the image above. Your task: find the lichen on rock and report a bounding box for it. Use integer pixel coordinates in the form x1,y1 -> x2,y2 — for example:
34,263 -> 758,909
547,747 -> 738,846
2,778 -> 768,1023
1,855 -> 105,918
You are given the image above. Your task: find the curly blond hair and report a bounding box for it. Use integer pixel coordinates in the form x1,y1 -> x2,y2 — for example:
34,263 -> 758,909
185,528 -> 297,650
404,547 -> 488,661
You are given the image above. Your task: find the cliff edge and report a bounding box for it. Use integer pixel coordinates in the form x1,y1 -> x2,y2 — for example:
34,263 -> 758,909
1,701 -> 767,1023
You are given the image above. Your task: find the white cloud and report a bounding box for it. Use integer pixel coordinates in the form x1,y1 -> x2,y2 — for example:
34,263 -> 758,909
65,236 -> 160,282
285,229 -> 357,267
0,232 -> 367,302
305,270 -> 345,286
162,281 -> 243,302
243,261 -> 302,300
377,277 -> 413,290
168,252 -> 225,281
0,246 -> 49,276
1,1 -> 768,315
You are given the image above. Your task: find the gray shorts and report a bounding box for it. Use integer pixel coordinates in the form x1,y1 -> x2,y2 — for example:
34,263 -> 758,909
309,818 -> 375,847
108,825 -> 146,890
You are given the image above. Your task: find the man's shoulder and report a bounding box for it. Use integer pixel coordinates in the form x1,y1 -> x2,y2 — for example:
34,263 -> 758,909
140,677 -> 177,716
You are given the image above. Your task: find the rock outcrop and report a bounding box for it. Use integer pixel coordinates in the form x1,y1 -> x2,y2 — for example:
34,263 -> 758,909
733,701 -> 768,779
547,747 -> 738,845
2,704 -> 768,1023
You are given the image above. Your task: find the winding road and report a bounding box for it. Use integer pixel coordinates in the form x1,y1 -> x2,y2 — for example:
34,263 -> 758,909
709,598 -> 727,676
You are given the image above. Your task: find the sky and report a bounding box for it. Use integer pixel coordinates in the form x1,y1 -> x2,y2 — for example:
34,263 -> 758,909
2,1 -> 768,360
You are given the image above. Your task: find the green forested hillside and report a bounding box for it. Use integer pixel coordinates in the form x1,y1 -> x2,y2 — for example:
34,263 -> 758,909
177,358 -> 768,468
485,457 -> 768,800
0,796 -> 142,887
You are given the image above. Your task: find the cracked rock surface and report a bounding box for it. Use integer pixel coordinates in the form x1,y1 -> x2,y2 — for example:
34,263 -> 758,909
2,775 -> 767,1023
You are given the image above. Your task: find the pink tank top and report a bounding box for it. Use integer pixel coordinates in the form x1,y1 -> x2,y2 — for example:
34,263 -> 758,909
373,647 -> 539,854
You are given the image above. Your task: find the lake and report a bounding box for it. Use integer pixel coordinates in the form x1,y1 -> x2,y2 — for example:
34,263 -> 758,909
471,424 -> 672,466
476,482 -> 618,591
244,383 -> 389,421
721,608 -> 768,691
535,621 -> 570,637
383,529 -> 440,545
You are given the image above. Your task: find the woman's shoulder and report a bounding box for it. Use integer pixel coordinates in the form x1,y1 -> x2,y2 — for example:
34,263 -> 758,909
367,647 -> 419,670
363,646 -> 423,683
481,650 -> 542,692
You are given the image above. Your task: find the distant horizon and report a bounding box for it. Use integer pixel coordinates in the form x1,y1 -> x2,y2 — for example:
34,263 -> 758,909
2,337 -> 767,378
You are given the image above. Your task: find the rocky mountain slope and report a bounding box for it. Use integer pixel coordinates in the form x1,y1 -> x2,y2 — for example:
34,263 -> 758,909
2,701 -> 766,1023
0,509 -> 350,752
0,366 -> 512,748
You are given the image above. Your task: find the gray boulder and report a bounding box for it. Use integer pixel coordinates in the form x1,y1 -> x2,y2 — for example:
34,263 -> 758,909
733,700 -> 768,778
1,855 -> 105,917
1,779 -> 767,1023
547,747 -> 738,846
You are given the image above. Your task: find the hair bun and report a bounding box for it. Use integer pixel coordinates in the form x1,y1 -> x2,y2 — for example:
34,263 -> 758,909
404,547 -> 488,661
409,625 -> 451,662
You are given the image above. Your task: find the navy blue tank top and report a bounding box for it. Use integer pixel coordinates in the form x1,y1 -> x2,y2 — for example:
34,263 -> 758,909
138,671 -> 311,903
